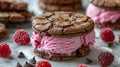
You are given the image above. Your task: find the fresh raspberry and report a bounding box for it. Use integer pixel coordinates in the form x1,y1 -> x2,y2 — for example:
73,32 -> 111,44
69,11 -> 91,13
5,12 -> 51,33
98,52 -> 114,67
35,61 -> 52,67
78,64 -> 88,67
0,42 -> 11,57
100,28 -> 115,42
13,29 -> 30,45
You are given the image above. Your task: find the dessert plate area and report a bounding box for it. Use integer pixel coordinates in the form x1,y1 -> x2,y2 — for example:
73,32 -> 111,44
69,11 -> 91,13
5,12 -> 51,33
0,0 -> 120,67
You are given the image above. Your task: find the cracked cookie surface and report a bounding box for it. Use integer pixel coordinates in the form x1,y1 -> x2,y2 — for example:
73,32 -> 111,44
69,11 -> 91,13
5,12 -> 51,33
90,0 -> 120,10
32,12 -> 94,37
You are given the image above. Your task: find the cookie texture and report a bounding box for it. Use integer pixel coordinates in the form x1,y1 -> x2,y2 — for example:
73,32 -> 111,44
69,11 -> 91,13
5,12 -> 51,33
95,19 -> 120,30
34,45 -> 90,61
90,0 -> 120,10
19,11 -> 32,21
0,0 -> 27,11
32,12 -> 94,37
76,45 -> 91,57
0,11 -> 31,22
40,0 -> 80,4
0,23 -> 7,39
39,0 -> 82,11
34,50 -> 76,61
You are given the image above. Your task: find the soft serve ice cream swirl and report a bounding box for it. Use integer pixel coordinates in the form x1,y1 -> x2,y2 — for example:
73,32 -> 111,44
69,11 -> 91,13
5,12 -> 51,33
31,31 -> 95,56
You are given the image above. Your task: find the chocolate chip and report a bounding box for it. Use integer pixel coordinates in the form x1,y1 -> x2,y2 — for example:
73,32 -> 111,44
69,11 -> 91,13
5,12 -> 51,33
108,43 -> 113,47
24,62 -> 34,67
18,52 -> 25,58
16,25 -> 22,29
29,57 -> 36,65
85,58 -> 93,64
7,56 -> 14,60
42,11 -> 46,14
16,63 -> 22,67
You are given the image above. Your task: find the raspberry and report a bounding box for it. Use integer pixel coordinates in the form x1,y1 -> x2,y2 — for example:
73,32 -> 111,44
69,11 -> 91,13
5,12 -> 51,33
98,52 -> 114,67
13,29 -> 30,45
35,61 -> 52,67
100,28 -> 115,42
78,64 -> 88,67
0,42 -> 11,57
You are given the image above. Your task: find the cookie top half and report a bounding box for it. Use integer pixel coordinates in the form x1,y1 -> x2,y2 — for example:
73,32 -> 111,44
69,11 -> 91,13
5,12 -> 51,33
32,12 -> 94,37
90,0 -> 120,10
0,0 -> 27,11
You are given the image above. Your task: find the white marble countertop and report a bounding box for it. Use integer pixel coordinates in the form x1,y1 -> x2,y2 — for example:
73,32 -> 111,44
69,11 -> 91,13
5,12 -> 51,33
0,0 -> 120,67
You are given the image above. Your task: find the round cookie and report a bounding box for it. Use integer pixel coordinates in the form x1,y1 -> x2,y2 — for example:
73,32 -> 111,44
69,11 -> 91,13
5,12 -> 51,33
90,0 -> 120,10
0,0 -> 27,11
34,45 -> 90,61
0,11 -> 31,22
39,1 -> 82,11
32,12 -> 94,38
0,23 -> 7,40
40,0 -> 80,5
95,19 -> 120,30
34,50 -> 76,61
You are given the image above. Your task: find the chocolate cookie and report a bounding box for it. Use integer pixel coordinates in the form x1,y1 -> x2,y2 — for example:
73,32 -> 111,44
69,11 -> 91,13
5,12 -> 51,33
0,11 -> 31,22
34,45 -> 90,61
19,11 -> 32,21
34,50 -> 76,61
0,23 -> 7,40
76,45 -> 91,57
40,0 -> 80,5
95,19 -> 120,30
90,0 -> 120,10
39,1 -> 82,11
32,12 -> 94,37
0,0 -> 27,11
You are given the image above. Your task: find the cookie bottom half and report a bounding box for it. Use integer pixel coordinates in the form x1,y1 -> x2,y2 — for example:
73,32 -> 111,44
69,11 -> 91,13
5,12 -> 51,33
95,19 -> 120,30
39,1 -> 82,12
34,45 -> 91,61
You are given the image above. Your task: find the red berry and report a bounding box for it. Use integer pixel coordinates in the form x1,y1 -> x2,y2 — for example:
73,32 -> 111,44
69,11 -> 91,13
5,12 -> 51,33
78,64 -> 88,67
100,28 -> 115,42
0,42 -> 11,57
35,61 -> 52,67
98,52 -> 114,67
13,29 -> 30,45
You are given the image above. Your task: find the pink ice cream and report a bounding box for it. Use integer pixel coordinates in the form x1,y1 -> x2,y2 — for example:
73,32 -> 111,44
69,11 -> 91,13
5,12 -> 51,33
31,31 -> 95,56
86,4 -> 120,23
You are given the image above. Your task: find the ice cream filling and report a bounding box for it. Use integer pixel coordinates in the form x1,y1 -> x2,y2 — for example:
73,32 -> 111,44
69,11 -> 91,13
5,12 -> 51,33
31,31 -> 95,56
86,4 -> 120,23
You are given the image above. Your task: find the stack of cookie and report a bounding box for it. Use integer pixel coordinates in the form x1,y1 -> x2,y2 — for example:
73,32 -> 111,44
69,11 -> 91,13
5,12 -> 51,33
0,0 -> 32,23
39,0 -> 82,11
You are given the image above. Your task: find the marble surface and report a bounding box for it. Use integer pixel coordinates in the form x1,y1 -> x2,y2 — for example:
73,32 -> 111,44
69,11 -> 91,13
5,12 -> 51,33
0,0 -> 120,67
